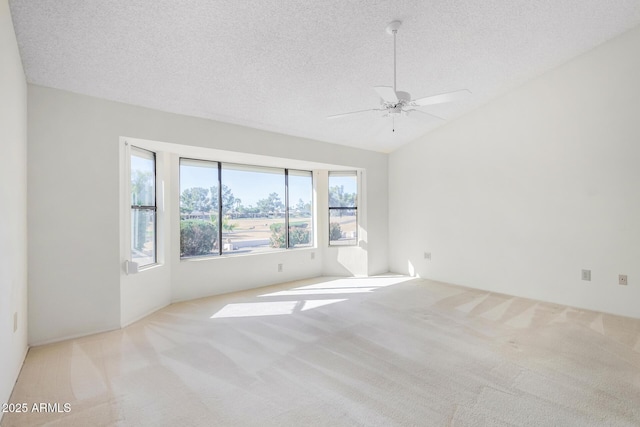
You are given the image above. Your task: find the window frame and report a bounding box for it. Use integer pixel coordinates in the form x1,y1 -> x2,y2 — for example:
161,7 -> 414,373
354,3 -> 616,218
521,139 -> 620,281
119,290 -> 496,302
130,146 -> 158,267
328,171 -> 358,247
179,157 -> 314,259
286,169 -> 314,249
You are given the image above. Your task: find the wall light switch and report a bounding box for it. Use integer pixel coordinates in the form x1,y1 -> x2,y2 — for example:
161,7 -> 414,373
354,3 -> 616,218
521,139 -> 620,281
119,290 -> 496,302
424,252 -> 431,260
581,269 -> 591,281
278,263 -> 283,272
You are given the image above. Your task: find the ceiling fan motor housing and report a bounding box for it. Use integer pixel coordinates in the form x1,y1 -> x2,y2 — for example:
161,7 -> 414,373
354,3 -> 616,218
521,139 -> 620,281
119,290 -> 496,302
389,106 -> 403,116
382,90 -> 411,115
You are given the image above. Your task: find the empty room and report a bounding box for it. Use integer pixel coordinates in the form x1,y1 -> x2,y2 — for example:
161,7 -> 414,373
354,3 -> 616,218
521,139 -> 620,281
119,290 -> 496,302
2,1 -> 640,425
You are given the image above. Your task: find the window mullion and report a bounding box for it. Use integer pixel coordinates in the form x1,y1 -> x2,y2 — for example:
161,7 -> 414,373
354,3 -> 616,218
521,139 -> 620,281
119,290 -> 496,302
285,169 -> 290,249
217,162 -> 223,256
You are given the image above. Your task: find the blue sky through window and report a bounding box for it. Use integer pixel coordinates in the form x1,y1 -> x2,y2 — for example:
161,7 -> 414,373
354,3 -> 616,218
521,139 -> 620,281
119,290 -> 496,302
180,163 -> 312,207
329,174 -> 357,194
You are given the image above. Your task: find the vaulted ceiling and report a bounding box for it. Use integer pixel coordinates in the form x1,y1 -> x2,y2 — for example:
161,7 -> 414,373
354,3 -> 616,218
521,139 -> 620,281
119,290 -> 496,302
9,1 -> 640,152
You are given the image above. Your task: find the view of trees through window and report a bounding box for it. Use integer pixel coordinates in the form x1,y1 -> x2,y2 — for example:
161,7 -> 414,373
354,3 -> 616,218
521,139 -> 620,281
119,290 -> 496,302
180,159 -> 313,258
130,147 -> 156,266
328,171 -> 358,246
287,170 -> 313,249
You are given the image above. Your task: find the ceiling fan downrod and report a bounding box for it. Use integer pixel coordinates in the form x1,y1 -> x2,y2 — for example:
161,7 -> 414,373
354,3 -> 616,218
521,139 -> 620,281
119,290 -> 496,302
386,20 -> 402,93
393,26 -> 397,92
387,21 -> 402,133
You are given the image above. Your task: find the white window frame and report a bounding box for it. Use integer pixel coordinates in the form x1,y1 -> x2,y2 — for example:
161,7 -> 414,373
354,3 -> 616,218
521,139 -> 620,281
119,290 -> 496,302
328,170 -> 358,246
179,158 -> 314,259
128,144 -> 158,269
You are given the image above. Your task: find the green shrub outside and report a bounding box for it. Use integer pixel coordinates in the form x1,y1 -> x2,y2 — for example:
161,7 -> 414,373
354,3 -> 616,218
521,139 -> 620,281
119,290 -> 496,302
180,220 -> 217,256
270,222 -> 310,248
329,222 -> 342,241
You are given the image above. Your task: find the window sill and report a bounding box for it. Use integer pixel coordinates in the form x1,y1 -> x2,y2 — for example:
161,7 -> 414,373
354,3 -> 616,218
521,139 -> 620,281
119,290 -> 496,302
180,246 -> 317,262
138,262 -> 162,272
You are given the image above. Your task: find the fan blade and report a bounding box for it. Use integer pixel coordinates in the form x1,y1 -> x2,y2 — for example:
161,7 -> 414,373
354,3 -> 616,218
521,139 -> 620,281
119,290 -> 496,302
406,109 -> 445,121
412,89 -> 471,107
327,109 -> 382,119
374,86 -> 399,103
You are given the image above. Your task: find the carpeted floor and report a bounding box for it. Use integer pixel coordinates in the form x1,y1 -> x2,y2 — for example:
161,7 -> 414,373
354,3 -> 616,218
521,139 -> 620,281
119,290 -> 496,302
3,276 -> 640,426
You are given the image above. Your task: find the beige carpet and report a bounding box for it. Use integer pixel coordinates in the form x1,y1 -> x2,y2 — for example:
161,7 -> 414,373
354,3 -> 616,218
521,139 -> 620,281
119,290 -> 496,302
3,276 -> 640,426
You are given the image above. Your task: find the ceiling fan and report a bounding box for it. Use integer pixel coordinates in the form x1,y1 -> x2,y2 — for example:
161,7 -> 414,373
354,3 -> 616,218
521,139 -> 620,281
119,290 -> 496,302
328,21 -> 471,130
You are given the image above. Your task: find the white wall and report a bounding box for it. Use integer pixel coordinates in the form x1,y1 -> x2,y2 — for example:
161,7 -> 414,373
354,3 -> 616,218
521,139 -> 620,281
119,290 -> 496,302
28,85 -> 388,344
0,0 -> 28,415
389,25 -> 640,319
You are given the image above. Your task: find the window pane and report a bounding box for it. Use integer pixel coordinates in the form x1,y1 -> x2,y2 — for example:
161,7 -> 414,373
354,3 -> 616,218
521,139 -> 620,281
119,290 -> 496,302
221,163 -> 285,254
329,171 -> 357,246
288,170 -> 313,248
131,208 -> 155,266
131,148 -> 155,206
180,159 -> 219,258
328,171 -> 357,208
329,208 -> 357,246
130,147 -> 156,266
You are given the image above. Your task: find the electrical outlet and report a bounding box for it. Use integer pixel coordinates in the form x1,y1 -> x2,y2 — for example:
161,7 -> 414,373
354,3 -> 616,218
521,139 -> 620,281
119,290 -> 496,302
581,269 -> 591,281
619,274 -> 627,286
278,263 -> 283,272
13,312 -> 18,332
424,252 -> 431,260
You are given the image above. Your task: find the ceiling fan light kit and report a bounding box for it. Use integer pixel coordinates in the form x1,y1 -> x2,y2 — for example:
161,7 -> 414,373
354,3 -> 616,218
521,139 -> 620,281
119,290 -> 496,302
328,20 -> 471,132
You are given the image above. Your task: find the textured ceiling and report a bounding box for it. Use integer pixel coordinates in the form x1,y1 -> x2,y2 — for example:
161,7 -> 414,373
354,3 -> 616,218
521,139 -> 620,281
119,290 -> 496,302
9,1 -> 640,153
